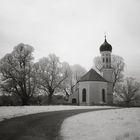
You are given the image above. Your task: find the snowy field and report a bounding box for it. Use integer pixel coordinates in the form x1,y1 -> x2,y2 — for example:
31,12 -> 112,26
61,108 -> 140,140
0,105 -> 113,122
1,106 -> 139,140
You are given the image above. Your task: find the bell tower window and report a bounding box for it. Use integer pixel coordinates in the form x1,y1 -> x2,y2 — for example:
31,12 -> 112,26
106,58 -> 108,63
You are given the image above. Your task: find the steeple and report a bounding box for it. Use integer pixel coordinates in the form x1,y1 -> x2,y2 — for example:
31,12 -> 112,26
100,35 -> 112,68
99,35 -> 114,84
100,35 -> 112,52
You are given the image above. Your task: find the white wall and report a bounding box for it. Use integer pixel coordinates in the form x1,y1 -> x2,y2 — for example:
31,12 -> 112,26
107,82 -> 113,104
79,82 -> 90,105
89,81 -> 107,105
68,90 -> 79,104
103,69 -> 114,83
79,81 -> 108,105
68,81 -> 113,105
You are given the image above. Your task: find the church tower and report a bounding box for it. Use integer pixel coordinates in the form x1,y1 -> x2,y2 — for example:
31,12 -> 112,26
100,35 -> 114,83
99,35 -> 114,104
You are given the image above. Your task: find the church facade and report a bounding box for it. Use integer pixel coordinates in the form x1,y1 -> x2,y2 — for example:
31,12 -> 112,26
68,37 -> 114,105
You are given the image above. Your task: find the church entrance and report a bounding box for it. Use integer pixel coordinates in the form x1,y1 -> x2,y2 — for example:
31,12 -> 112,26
72,98 -> 77,104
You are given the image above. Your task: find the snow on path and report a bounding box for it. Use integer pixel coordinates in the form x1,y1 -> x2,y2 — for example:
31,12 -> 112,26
61,108 -> 140,140
0,105 -> 114,122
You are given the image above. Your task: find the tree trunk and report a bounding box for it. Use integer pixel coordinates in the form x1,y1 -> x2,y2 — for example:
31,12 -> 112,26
48,89 -> 54,105
125,100 -> 131,107
21,96 -> 29,106
48,87 -> 54,105
48,93 -> 53,105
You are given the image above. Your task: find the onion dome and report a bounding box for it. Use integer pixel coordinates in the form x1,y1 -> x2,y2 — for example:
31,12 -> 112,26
100,36 -> 112,52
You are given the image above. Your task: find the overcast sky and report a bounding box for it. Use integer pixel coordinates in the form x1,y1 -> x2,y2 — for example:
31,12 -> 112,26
0,0 -> 140,80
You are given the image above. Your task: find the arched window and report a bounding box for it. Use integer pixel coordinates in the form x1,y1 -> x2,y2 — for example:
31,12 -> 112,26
102,89 -> 106,102
106,58 -> 108,63
82,88 -> 86,102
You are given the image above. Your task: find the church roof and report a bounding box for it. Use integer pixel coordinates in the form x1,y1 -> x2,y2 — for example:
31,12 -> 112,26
79,69 -> 107,82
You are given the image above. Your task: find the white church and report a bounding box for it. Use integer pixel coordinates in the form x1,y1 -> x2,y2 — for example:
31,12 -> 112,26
68,37 -> 114,105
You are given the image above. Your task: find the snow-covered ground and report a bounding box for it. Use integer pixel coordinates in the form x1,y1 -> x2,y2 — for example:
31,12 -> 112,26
61,108 -> 140,140
1,106 -> 139,140
0,105 -> 113,122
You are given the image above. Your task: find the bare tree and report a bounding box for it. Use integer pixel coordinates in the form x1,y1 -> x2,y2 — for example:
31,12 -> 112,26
66,64 -> 87,94
60,62 -> 73,96
115,77 -> 140,105
35,54 -> 69,104
0,43 -> 36,105
70,64 -> 87,85
94,55 -> 125,90
60,64 -> 87,100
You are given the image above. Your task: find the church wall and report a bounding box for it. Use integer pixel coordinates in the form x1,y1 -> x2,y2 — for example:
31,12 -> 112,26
68,91 -> 79,104
79,82 -> 90,105
103,69 -> 114,83
79,81 -> 108,105
107,82 -> 113,104
89,81 -> 108,105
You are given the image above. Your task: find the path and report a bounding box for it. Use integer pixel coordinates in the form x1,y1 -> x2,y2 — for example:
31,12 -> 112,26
0,108 -> 113,140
